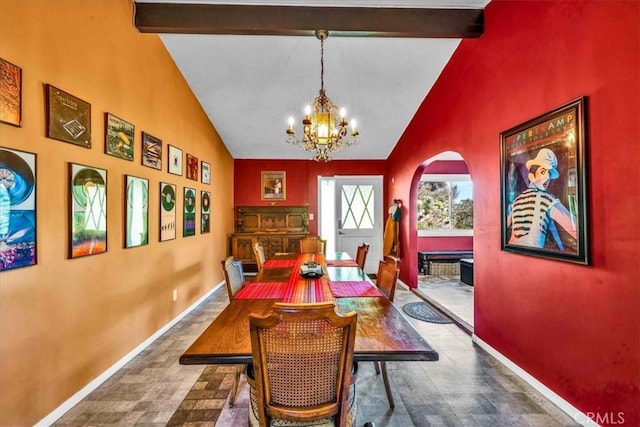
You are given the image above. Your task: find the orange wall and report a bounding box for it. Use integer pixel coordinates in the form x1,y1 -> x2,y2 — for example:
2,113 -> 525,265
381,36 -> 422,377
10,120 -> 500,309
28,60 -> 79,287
0,1 -> 234,425
234,159 -> 388,235
388,0 -> 639,424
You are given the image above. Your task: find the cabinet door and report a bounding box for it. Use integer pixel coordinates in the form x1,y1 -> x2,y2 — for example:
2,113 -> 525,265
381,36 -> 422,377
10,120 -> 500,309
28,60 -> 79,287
233,236 -> 254,262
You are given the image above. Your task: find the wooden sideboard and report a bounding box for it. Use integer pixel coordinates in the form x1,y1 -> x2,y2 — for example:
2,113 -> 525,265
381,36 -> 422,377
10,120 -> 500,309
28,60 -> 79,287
229,206 -> 309,272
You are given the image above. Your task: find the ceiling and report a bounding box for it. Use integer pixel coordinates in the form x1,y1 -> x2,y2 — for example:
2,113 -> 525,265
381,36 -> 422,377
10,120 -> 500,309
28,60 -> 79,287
134,1 -> 489,160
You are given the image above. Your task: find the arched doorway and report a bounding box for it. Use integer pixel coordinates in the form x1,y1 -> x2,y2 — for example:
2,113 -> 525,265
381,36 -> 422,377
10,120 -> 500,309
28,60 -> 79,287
411,151 -> 474,331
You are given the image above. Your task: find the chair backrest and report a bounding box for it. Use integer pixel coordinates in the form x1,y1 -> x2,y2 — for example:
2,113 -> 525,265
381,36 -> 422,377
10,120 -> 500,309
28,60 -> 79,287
300,236 -> 327,255
355,242 -> 370,270
253,241 -> 266,272
249,302 -> 357,427
376,256 -> 399,302
221,256 -> 245,302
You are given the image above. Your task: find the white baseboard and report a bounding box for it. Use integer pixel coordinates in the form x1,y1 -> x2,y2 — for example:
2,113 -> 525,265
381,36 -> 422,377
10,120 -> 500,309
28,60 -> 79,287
35,283 -> 223,427
472,335 -> 598,427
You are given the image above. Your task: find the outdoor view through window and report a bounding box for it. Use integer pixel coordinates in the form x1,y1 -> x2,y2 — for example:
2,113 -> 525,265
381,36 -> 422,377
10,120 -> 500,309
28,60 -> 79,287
418,174 -> 473,235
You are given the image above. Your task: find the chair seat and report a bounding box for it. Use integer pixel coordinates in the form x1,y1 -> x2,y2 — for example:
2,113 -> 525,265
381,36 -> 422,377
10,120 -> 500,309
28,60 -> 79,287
249,382 -> 357,427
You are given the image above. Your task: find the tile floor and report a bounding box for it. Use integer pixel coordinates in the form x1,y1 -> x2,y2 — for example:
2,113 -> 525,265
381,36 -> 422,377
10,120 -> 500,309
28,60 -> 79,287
53,278 -> 579,426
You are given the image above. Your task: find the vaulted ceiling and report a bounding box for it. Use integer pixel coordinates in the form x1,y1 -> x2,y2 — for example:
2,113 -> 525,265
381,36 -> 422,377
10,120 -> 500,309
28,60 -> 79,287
134,1 -> 488,160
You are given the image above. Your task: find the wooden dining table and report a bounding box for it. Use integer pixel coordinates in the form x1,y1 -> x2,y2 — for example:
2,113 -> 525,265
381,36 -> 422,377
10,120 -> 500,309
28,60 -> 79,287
180,252 -> 439,365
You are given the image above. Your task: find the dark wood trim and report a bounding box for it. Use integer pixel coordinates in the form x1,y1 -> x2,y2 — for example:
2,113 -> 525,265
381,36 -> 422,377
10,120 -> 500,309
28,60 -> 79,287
134,3 -> 483,38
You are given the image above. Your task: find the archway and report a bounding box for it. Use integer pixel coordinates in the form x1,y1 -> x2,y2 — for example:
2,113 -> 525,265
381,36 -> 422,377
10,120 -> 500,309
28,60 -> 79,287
410,151 -> 475,330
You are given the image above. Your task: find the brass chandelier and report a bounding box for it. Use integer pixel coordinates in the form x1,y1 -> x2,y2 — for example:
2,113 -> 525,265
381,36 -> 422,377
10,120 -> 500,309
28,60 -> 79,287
285,30 -> 359,162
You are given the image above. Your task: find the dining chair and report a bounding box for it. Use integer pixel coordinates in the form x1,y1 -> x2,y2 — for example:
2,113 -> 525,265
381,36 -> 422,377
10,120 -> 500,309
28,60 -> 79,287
220,256 -> 248,407
355,242 -> 370,271
253,241 -> 266,272
300,235 -> 327,255
248,302 -> 358,427
373,256 -> 400,408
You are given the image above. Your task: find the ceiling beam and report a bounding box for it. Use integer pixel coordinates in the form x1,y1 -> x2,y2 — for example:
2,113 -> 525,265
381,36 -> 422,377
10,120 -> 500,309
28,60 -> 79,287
133,3 -> 483,38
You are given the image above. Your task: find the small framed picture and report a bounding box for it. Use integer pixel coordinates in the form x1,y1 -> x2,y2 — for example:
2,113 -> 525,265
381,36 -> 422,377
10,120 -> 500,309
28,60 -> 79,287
201,190 -> 211,233
125,175 -> 149,248
46,84 -> 91,148
69,163 -> 107,258
0,58 -> 22,127
105,113 -> 134,161
261,171 -> 286,200
186,153 -> 198,181
201,161 -> 211,184
183,187 -> 196,237
168,145 -> 183,176
160,182 -> 177,242
141,132 -> 162,170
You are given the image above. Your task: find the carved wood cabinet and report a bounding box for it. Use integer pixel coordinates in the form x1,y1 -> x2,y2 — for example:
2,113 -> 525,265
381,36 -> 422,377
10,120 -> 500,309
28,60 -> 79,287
229,206 -> 309,272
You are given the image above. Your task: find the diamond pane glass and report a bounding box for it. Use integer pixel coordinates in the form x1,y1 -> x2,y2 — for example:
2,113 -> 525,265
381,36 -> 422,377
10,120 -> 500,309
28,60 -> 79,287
340,185 -> 374,229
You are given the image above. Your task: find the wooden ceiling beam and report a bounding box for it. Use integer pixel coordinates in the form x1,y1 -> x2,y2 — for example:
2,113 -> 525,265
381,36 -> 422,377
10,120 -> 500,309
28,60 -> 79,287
133,3 -> 483,38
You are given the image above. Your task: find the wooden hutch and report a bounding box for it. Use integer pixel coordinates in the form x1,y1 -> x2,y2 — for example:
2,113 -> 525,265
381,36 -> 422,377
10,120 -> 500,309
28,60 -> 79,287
228,206 -> 309,272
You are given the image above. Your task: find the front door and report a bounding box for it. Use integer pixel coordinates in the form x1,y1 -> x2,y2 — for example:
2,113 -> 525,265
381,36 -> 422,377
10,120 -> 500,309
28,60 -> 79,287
334,176 -> 383,274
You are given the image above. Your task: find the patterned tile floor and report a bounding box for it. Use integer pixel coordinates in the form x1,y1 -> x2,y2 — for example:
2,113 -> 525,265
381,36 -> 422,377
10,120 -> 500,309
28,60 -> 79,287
53,279 -> 579,426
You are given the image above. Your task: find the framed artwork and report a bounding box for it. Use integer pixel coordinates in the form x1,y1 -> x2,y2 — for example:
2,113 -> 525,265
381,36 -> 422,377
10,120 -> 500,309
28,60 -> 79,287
0,147 -> 36,271
183,187 -> 196,237
261,171 -> 286,200
186,153 -> 198,181
141,132 -> 162,170
168,145 -> 183,176
500,97 -> 589,265
46,84 -> 91,148
201,190 -> 210,234
201,161 -> 211,184
105,113 -> 134,161
125,175 -> 149,248
0,58 -> 22,127
160,182 -> 176,242
69,163 -> 107,258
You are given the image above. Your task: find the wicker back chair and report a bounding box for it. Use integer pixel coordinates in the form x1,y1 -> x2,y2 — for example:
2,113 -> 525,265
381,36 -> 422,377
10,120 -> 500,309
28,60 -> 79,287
220,256 -> 247,407
248,302 -> 358,427
221,256 -> 245,302
355,242 -> 370,271
253,241 -> 266,272
300,236 -> 327,255
372,256 -> 400,408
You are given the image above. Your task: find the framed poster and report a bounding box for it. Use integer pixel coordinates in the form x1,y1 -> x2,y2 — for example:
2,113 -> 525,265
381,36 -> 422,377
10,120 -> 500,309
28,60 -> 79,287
168,145 -> 183,176
125,175 -> 149,248
261,171 -> 286,201
46,84 -> 91,148
186,153 -> 198,181
105,113 -> 134,161
500,97 -> 589,264
0,147 -> 36,271
69,163 -> 107,258
183,187 -> 196,237
0,58 -> 22,127
201,161 -> 211,184
201,190 -> 210,234
141,132 -> 162,170
160,182 -> 176,242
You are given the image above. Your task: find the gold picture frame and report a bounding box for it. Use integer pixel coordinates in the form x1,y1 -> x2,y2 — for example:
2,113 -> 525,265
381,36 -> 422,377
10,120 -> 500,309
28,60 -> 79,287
261,171 -> 286,201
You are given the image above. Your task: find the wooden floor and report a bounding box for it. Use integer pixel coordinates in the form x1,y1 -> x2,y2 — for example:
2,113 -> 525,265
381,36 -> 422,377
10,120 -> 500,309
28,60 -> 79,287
53,282 -> 579,426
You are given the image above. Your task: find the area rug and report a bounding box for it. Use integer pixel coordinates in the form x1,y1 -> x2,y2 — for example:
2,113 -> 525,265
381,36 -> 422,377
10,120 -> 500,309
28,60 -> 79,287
402,302 -> 454,324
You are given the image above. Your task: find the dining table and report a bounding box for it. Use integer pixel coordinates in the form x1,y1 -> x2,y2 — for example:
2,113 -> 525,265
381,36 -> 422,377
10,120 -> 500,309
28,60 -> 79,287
180,252 -> 439,365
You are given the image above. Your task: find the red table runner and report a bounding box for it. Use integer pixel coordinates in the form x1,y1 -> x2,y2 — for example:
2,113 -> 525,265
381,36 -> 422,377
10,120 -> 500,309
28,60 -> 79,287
234,282 -> 289,299
329,281 -> 384,298
263,259 -> 297,268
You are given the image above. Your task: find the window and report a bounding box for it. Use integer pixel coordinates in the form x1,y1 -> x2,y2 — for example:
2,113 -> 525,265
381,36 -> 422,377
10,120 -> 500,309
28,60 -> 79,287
417,174 -> 473,236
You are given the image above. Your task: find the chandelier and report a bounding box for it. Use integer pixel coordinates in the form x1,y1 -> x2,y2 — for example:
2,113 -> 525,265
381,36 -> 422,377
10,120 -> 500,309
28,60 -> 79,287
285,30 -> 359,162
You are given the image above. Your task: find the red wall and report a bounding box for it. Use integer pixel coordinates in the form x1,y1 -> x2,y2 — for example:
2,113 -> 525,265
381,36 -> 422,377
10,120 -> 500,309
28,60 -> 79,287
234,159 -> 387,235
387,0 -> 639,424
